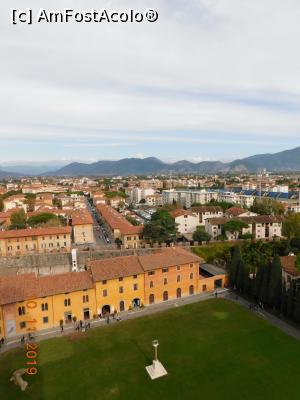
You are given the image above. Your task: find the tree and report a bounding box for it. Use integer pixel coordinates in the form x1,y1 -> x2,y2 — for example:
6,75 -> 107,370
27,213 -> 60,227
280,282 -> 287,317
223,220 -> 249,239
24,194 -> 36,212
115,238 -> 122,249
139,199 -> 146,204
286,282 -> 295,318
260,263 -> 271,304
254,265 -> 264,300
283,213 -> 300,239
236,258 -> 246,292
192,226 -> 211,243
251,198 -> 284,216
268,256 -> 282,309
0,197 -> 3,212
10,209 -> 26,229
143,210 -> 178,243
229,245 -> 242,288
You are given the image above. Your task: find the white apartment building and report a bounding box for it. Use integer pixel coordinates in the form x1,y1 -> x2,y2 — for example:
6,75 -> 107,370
170,210 -> 199,235
130,188 -> 156,204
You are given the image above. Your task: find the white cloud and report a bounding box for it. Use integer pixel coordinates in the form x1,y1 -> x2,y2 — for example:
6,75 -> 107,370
0,0 -> 300,159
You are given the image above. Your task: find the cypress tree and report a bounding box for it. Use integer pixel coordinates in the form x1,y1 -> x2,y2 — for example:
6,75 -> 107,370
287,282 -> 295,319
260,262 -> 270,305
229,245 -> 241,288
254,265 -> 264,300
280,282 -> 287,317
236,259 -> 245,292
268,255 -> 282,309
243,264 -> 251,295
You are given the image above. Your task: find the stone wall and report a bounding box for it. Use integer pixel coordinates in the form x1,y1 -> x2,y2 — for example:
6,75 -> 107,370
0,248 -> 158,276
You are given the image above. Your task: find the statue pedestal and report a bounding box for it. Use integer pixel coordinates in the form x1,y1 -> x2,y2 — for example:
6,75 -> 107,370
146,360 -> 168,380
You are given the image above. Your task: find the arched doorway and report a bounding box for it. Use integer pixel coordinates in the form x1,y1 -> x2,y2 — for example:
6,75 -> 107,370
163,291 -> 168,301
132,298 -> 141,308
149,294 -> 155,304
102,305 -> 111,316
176,288 -> 181,298
189,285 -> 194,295
119,301 -> 125,312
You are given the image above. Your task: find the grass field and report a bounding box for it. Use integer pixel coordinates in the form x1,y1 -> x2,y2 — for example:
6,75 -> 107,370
1,299 -> 300,400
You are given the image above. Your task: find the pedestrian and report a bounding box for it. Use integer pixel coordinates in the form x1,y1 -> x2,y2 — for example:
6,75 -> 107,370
79,320 -> 83,329
60,325 -> 64,333
20,335 -> 25,344
215,291 -> 218,297
106,316 -> 110,325
0,337 -> 5,345
87,322 -> 91,329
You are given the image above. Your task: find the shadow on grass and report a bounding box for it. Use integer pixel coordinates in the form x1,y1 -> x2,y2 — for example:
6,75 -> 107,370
130,339 -> 152,365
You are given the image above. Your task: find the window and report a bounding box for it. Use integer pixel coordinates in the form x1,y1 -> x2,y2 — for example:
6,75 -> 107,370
176,265 -> 181,271
83,295 -> 89,303
43,316 -> 49,324
162,267 -> 168,273
102,280 -> 107,285
41,303 -> 48,311
18,306 -> 26,316
177,275 -> 181,283
103,289 -> 108,297
64,298 -> 71,307
119,286 -> 124,294
202,285 -> 207,292
190,263 -> 193,268
190,273 -> 194,279
133,275 -> 137,279
133,284 -> 138,291
148,271 -> 155,276
20,321 -> 26,329
127,236 -> 131,240
163,278 -> 168,285
149,281 -> 154,288
118,277 -> 123,282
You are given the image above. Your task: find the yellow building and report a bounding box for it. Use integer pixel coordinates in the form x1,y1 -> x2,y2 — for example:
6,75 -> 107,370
0,248 -> 227,339
0,271 -> 95,338
90,255 -> 145,314
71,210 -> 94,245
0,226 -> 72,257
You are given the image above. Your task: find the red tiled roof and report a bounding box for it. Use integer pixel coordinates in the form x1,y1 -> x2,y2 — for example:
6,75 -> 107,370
71,210 -> 93,226
90,255 -> 144,281
138,247 -> 202,271
170,209 -> 196,218
96,204 -> 143,235
0,226 -> 72,239
0,271 -> 94,306
190,206 -> 223,213
280,256 -> 299,277
226,207 -> 248,216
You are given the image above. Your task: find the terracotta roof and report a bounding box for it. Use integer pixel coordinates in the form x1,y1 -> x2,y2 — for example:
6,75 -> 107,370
0,271 -> 94,306
190,206 -> 223,213
170,209 -> 196,218
226,207 -> 248,216
96,204 -> 143,235
3,195 -> 25,202
138,247 -> 202,271
0,226 -> 72,239
0,273 -> 37,306
280,256 -> 299,277
71,210 -> 93,226
90,255 -> 144,281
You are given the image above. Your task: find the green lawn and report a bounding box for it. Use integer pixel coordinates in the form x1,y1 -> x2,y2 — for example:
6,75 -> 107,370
1,299 -> 300,400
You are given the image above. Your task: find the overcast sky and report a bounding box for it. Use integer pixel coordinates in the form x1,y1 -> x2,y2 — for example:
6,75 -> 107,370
1,0 -> 300,163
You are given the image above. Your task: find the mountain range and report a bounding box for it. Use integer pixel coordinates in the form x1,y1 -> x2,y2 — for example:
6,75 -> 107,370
0,146 -> 300,177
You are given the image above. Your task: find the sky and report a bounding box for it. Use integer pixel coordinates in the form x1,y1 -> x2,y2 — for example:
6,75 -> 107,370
1,0 -> 300,164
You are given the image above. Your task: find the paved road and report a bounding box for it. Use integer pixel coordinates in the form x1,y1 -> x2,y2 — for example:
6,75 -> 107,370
85,199 -> 113,248
2,288 -> 299,355
224,291 -> 300,342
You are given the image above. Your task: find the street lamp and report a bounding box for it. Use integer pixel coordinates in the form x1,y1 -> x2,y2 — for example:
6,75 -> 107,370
146,339 -> 167,380
152,339 -> 159,361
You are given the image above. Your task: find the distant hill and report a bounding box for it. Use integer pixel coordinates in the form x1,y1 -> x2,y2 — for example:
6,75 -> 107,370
0,168 -> 22,178
38,146 -> 300,176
